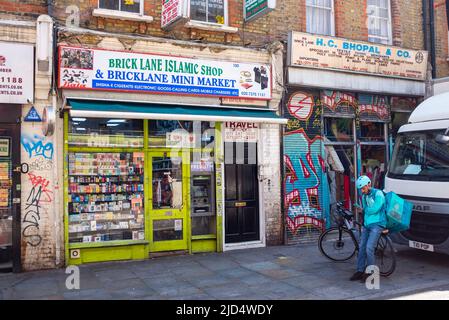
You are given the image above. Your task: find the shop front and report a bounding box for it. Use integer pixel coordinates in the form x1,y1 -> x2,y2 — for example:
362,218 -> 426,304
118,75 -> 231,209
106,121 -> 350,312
58,43 -> 286,265
0,41 -> 35,272
284,31 -> 428,244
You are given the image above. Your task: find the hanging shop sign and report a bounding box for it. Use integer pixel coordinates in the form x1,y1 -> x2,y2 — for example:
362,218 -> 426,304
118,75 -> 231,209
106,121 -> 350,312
224,122 -> 259,142
58,46 -> 272,100
244,0 -> 276,22
0,42 -> 34,104
161,0 -> 189,30
288,31 -> 428,81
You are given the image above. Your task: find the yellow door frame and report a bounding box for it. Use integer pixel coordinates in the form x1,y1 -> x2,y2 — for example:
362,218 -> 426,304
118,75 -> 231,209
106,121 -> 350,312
146,149 -> 191,253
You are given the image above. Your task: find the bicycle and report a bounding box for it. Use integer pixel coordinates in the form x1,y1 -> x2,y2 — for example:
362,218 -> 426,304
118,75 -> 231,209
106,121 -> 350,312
318,202 -> 396,277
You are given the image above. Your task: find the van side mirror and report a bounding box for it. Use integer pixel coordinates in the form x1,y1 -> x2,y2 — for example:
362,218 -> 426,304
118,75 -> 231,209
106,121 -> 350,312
436,128 -> 449,145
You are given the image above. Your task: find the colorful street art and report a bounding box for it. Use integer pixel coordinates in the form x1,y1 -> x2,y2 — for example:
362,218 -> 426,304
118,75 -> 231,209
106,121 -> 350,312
283,91 -> 330,240
358,94 -> 390,121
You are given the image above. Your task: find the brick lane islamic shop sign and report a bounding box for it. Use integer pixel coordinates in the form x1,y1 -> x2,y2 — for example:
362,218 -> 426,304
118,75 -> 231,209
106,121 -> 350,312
58,46 -> 272,100
288,31 -> 428,80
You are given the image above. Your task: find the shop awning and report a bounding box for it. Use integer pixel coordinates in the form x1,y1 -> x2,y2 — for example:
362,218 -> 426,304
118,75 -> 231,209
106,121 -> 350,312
67,99 -> 288,124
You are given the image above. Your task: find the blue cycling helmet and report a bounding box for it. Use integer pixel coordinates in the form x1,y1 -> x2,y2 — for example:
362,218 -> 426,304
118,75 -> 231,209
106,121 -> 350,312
356,175 -> 371,189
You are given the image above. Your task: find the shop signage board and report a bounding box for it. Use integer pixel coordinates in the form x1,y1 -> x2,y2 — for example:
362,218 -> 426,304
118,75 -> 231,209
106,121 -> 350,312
244,0 -> 276,22
58,46 -> 272,100
0,138 -> 10,157
0,42 -> 34,104
161,0 -> 189,30
224,122 -> 259,142
288,31 -> 428,80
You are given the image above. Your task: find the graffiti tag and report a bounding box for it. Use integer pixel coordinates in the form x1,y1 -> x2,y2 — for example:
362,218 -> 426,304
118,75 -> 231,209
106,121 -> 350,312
22,185 -> 43,247
21,134 -> 54,160
27,172 -> 53,203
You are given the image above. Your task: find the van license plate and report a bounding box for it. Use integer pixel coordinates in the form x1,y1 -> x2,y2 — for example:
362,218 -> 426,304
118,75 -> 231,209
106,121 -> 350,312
409,241 -> 434,252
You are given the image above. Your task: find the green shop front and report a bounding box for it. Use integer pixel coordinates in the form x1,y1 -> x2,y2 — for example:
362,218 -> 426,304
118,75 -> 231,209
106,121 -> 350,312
58,45 -> 286,265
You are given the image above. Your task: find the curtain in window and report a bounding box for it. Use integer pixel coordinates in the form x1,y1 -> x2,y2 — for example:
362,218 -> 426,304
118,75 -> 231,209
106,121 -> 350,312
367,0 -> 390,44
306,0 -> 333,36
191,0 -> 225,24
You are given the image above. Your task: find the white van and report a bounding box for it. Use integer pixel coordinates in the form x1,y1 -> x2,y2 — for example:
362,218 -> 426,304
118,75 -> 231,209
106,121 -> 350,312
385,92 -> 449,254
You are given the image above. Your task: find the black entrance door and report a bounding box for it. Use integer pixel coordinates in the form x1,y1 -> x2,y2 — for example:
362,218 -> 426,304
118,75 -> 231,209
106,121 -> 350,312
224,142 -> 259,244
0,105 -> 21,273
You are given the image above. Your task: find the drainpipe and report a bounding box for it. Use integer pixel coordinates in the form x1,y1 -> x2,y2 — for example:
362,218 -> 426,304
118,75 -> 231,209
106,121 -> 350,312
430,0 -> 437,79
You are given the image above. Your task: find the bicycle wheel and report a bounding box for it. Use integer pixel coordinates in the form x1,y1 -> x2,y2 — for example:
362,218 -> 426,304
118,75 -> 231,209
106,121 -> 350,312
375,235 -> 396,277
318,227 -> 357,262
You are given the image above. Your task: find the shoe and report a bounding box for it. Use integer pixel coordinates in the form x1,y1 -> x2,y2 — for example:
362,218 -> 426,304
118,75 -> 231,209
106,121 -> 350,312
360,273 -> 371,283
349,271 -> 364,281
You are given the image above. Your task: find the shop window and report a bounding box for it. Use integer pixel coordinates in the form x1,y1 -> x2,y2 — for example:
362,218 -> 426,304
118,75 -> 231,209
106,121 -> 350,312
190,0 -> 227,25
324,145 -> 356,209
148,120 -> 215,149
153,219 -> 183,241
391,112 -> 411,138
306,0 -> 335,36
361,145 -> 387,189
323,117 -> 354,143
68,117 -> 144,148
99,0 -> 142,14
67,152 -> 145,244
367,0 -> 392,45
152,156 -> 183,209
360,122 -> 386,143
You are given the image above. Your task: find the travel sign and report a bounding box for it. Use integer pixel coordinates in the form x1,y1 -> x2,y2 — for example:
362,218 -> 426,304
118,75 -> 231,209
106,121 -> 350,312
58,46 -> 272,100
288,31 -> 428,80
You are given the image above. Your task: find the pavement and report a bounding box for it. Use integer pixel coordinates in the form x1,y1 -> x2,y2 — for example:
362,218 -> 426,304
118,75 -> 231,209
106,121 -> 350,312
1,243 -> 449,300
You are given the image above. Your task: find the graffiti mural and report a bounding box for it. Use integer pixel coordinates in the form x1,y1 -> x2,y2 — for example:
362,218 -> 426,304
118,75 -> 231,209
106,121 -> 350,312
283,91 -> 330,242
358,94 -> 390,121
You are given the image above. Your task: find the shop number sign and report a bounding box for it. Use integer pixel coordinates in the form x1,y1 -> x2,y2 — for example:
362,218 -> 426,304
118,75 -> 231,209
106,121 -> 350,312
58,46 -> 272,100
0,42 -> 34,104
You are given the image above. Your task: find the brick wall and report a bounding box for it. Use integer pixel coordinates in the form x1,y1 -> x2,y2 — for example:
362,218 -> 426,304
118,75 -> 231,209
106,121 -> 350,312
0,0 -> 47,17
434,0 -> 449,78
335,0 -> 368,41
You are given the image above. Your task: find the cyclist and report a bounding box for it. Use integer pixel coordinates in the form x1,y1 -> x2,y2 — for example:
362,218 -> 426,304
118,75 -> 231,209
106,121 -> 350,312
350,175 -> 387,282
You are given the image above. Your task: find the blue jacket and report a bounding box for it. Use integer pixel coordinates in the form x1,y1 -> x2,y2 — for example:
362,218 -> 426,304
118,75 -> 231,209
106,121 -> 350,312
362,188 -> 387,228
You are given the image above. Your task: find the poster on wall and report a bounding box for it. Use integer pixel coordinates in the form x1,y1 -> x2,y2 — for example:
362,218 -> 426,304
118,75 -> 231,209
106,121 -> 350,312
0,42 -> 34,104
58,46 -> 272,100
288,31 -> 428,80
161,0 -> 189,30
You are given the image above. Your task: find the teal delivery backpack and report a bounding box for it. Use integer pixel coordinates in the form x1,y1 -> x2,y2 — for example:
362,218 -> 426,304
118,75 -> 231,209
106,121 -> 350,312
384,191 -> 413,233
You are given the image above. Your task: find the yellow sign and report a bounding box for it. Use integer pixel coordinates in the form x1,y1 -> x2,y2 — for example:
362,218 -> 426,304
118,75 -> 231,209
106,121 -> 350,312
288,31 -> 428,81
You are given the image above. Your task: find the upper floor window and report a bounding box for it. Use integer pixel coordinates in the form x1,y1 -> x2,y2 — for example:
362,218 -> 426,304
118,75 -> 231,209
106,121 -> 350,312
367,0 -> 392,44
190,0 -> 227,25
99,0 -> 143,14
306,0 -> 334,36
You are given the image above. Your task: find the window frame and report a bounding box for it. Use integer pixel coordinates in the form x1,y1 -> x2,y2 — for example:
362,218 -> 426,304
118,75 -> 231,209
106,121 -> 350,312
305,0 -> 335,37
189,0 -> 229,26
367,0 -> 393,45
98,0 -> 144,15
